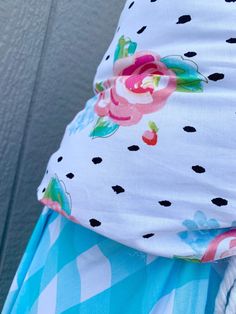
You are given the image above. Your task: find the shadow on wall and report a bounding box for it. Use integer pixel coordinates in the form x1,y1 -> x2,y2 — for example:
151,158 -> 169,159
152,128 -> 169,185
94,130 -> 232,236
0,0 -> 125,308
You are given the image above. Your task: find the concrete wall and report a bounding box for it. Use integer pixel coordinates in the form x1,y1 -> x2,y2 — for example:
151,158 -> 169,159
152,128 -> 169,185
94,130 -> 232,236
0,0 -> 125,307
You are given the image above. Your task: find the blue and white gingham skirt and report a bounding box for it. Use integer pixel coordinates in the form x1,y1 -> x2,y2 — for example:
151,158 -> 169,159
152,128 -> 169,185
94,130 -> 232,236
3,207 -> 228,314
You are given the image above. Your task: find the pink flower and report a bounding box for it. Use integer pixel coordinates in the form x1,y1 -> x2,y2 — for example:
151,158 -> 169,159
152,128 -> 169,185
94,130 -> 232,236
94,51 -> 177,126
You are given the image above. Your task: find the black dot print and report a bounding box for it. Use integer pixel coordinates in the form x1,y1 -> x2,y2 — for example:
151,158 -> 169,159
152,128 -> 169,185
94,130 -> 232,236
66,173 -> 74,179
92,157 -> 103,164
112,185 -> 125,194
183,126 -> 196,133
211,198 -> 228,207
128,1 -> 134,9
42,188 -> 46,193
225,0 -> 236,2
89,219 -> 101,227
46,170 -> 49,174
117,26 -> 120,32
143,233 -> 155,238
57,156 -> 63,162
137,26 -> 147,34
226,38 -> 236,44
151,0 -> 158,2
128,145 -> 140,151
192,165 -> 206,173
105,55 -> 110,60
208,73 -> 224,81
184,51 -> 197,57
176,15 -> 191,24
159,200 -> 172,207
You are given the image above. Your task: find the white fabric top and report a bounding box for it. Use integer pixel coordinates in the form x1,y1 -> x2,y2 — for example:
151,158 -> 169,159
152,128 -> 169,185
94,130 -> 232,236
37,0 -> 236,262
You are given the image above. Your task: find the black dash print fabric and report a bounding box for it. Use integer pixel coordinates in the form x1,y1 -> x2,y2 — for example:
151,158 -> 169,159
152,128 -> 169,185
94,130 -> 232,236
176,15 -> 192,24
37,0 -> 236,262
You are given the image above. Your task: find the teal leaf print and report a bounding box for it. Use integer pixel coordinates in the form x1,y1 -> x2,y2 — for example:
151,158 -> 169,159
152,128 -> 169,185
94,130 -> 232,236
114,35 -> 137,62
68,96 -> 98,135
161,55 -> 208,92
90,117 -> 119,138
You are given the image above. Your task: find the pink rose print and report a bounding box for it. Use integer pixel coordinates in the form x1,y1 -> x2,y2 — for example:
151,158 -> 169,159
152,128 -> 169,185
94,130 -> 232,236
94,51 -> 177,127
87,35 -> 207,141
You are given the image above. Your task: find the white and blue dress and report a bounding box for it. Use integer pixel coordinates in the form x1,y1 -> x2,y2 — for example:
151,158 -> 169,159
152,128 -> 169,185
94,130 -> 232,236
3,0 -> 236,313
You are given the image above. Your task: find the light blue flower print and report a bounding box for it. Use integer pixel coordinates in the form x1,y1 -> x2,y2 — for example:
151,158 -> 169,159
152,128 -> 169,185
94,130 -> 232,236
68,95 -> 98,135
178,211 -> 226,254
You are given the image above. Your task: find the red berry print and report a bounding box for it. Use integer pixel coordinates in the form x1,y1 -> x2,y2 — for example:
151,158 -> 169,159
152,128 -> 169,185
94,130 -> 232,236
142,121 -> 159,146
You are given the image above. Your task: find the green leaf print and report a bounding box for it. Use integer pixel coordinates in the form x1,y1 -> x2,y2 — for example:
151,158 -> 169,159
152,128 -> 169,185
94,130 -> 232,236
95,82 -> 105,93
90,117 -> 119,138
43,176 -> 72,215
114,35 -> 137,62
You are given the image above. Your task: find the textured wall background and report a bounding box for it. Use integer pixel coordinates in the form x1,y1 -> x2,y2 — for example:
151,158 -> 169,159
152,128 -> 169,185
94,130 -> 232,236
0,0 -> 125,308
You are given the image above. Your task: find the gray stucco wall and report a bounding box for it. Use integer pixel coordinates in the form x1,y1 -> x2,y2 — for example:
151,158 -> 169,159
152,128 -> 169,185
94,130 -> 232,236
0,0 -> 125,308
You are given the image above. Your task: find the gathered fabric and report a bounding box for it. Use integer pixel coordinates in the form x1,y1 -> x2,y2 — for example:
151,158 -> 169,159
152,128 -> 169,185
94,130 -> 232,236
2,207 -> 227,314
38,0 -> 236,263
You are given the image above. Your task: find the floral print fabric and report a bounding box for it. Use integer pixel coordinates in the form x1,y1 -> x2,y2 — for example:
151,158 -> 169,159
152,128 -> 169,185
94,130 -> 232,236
92,36 -> 207,141
37,0 -> 236,263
